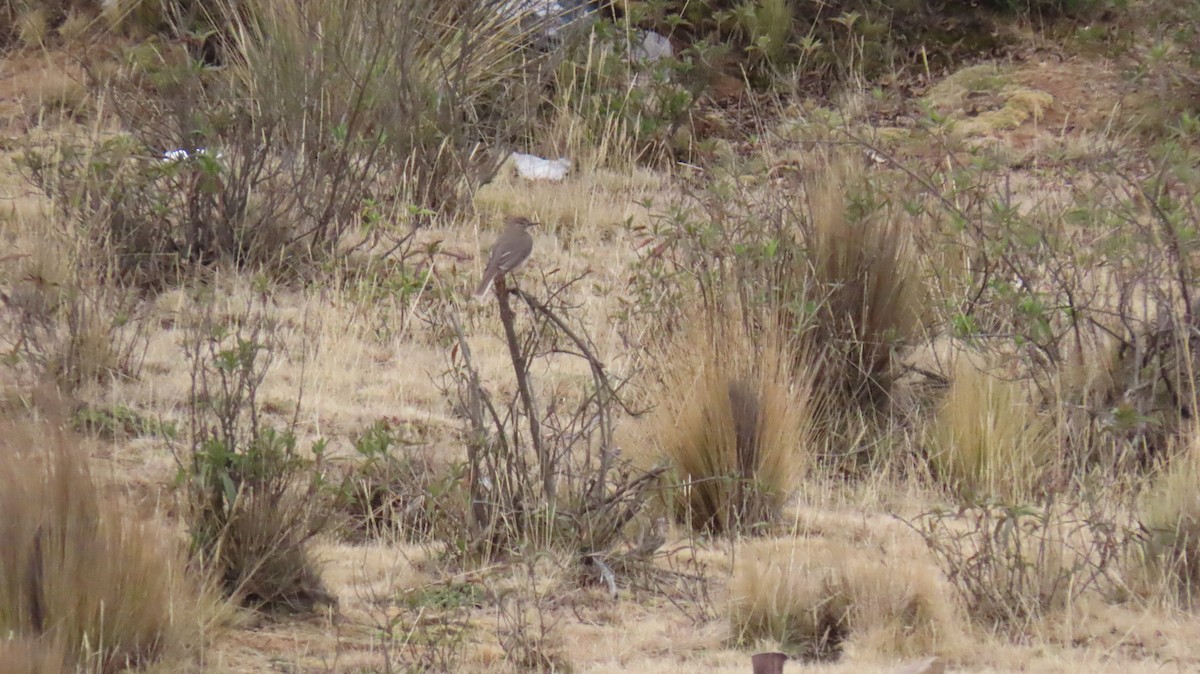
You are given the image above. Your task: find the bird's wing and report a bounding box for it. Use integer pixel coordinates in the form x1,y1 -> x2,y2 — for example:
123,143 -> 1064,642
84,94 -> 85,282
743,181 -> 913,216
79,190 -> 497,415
491,237 -> 533,270
490,248 -> 521,269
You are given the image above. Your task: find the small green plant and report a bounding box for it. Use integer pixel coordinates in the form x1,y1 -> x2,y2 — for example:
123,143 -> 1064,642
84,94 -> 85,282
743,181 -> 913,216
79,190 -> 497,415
333,417 -> 469,544
178,299 -> 331,611
363,578 -> 478,673
401,581 -> 485,611
73,403 -> 176,440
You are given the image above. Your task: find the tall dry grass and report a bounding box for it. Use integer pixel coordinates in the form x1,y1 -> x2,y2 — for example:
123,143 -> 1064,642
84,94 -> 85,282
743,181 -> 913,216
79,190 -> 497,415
1140,431 -> 1200,605
219,0 -> 545,210
801,159 -> 923,407
650,309 -> 816,534
729,537 -> 963,660
927,359 -> 1052,501
0,420 -> 205,673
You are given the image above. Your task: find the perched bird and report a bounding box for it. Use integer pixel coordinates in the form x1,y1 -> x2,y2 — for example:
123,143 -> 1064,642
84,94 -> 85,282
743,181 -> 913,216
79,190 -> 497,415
474,216 -> 536,298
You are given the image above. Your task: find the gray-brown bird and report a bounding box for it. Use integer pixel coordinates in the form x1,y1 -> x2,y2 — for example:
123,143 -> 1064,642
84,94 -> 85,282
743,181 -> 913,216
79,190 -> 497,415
473,216 -> 536,298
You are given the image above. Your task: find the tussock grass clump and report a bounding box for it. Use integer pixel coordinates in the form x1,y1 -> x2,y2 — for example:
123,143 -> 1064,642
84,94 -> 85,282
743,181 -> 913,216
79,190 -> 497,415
652,311 -> 815,535
801,160 -> 922,407
199,487 -> 331,611
729,537 -> 961,661
927,360 -> 1052,501
0,421 -> 200,673
1139,437 -> 1200,604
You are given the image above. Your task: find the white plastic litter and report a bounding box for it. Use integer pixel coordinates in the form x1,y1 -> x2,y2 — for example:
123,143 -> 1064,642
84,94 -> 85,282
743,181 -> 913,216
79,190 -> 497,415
631,30 -> 672,64
497,0 -> 596,41
161,147 -> 222,163
510,152 -> 571,181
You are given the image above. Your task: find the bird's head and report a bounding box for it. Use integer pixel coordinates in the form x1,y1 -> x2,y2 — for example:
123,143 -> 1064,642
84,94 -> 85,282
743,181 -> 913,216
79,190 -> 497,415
507,215 -> 538,230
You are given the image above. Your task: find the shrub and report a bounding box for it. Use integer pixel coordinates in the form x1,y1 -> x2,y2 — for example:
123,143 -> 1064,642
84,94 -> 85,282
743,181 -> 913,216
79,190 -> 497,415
652,309 -> 815,535
333,418 -> 469,544
24,0 -> 547,288
926,359 -> 1052,500
729,537 -> 960,660
1139,437 -> 1200,604
620,0 -> 1113,92
0,421 -> 200,672
909,500 -> 1123,628
1,243 -> 149,391
551,20 -> 708,164
179,300 -> 331,611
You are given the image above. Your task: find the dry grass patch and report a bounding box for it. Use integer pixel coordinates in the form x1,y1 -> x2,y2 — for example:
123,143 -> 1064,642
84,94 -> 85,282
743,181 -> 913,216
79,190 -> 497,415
648,310 -> 816,534
729,536 -> 962,661
1139,434 -> 1200,605
803,158 -> 923,407
0,420 -> 207,673
927,359 -> 1052,501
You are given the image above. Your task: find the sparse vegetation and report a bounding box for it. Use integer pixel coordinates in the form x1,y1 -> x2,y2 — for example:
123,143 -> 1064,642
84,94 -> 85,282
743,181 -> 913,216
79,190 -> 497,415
177,298 -> 332,611
3,0 -> 1200,670
909,500 -> 1125,628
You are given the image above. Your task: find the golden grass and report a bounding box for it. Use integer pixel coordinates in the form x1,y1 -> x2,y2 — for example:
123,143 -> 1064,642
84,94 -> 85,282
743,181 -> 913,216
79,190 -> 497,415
804,157 -> 923,405
729,536 -> 964,660
927,359 -> 1051,501
4,24 -> 1200,672
0,636 -> 68,674
1139,433 -> 1200,604
647,308 -> 815,534
0,420 -> 207,673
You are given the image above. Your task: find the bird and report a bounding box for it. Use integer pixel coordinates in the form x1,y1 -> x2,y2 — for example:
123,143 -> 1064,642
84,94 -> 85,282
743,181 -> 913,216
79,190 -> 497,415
473,216 -> 536,298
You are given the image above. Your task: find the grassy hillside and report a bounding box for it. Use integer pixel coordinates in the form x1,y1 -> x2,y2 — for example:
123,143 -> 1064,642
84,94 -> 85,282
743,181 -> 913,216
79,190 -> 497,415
2,0 -> 1200,672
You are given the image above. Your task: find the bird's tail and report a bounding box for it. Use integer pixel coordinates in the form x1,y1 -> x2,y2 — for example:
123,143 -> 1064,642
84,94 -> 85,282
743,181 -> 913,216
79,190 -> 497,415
473,270 -> 498,299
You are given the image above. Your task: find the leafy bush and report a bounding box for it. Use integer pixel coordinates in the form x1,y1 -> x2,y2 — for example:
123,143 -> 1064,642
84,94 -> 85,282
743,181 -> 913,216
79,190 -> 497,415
178,300 -> 331,610
0,421 -> 201,672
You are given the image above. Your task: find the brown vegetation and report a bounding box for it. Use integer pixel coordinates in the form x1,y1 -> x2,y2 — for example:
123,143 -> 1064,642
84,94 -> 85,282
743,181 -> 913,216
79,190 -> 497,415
0,421 -> 204,673
2,0 -> 1200,671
